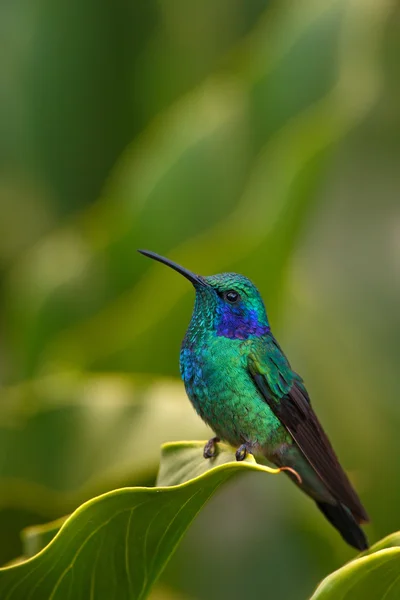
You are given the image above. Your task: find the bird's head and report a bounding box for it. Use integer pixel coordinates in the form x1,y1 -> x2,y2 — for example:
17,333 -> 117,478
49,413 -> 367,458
139,250 -> 270,339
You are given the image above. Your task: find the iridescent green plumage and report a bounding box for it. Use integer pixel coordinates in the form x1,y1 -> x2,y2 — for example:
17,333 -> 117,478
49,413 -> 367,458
139,250 -> 369,550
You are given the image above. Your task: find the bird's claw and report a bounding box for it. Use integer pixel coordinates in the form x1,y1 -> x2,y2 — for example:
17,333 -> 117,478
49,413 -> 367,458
235,443 -> 252,461
203,437 -> 220,459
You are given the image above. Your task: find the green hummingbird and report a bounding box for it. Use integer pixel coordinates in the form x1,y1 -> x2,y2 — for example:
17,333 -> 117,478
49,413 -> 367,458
139,249 -> 369,550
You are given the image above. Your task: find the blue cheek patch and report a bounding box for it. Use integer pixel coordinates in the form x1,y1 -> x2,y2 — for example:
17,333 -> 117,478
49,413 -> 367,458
216,307 -> 270,339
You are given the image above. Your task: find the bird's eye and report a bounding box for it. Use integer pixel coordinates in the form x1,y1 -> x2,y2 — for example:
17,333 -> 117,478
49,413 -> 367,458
224,290 -> 240,303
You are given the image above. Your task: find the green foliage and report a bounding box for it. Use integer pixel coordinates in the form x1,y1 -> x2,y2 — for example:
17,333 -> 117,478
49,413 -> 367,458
1,0 -> 390,382
0,443 -> 285,599
1,0 -> 399,598
1,444 -> 400,600
311,534 -> 400,599
0,375 -> 206,515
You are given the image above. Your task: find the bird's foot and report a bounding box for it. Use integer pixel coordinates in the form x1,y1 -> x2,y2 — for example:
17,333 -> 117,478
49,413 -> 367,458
203,437 -> 220,459
235,443 -> 253,462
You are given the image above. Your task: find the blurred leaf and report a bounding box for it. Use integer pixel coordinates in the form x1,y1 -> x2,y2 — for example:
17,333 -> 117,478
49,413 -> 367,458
4,0 -> 392,381
0,374 -> 207,515
311,544 -> 400,599
2,78 -> 251,381
0,442 -> 285,599
148,586 -> 193,600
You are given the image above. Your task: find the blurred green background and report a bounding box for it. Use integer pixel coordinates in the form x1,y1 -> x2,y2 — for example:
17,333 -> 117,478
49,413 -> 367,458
1,0 -> 399,598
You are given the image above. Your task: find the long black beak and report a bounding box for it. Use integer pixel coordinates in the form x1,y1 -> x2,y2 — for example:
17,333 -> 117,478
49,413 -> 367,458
138,249 -> 209,287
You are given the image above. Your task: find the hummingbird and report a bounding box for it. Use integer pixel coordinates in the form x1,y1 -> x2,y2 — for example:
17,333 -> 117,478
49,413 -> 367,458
139,249 -> 369,550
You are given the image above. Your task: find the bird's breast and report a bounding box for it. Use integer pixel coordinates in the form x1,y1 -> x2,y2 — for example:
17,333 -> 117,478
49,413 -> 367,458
180,335 -> 248,417
180,334 -> 286,449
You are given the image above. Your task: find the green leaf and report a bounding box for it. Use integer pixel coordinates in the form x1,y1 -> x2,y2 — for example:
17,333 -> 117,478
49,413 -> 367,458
21,517 -> 67,560
362,532 -> 400,556
0,442 -> 284,599
311,537 -> 400,599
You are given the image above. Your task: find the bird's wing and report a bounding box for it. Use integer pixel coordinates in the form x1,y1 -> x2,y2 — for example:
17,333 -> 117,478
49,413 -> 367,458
248,336 -> 369,523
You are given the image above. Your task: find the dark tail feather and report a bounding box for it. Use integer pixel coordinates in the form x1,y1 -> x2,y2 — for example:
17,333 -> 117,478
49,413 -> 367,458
316,501 -> 369,551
